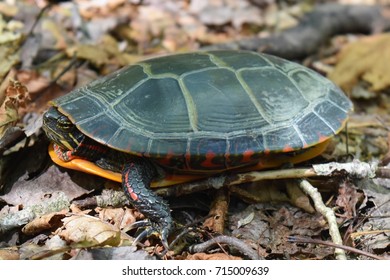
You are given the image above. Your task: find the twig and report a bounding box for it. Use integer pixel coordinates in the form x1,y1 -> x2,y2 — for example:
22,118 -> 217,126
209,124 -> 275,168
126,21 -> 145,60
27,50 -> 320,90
349,229 -> 390,239
189,235 -> 261,260
288,236 -> 388,260
20,4 -> 51,49
298,179 -> 346,260
345,198 -> 390,243
155,160 -> 382,197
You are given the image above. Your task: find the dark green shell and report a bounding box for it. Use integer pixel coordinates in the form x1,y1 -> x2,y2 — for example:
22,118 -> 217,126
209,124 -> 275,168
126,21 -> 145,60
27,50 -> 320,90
52,50 -> 352,171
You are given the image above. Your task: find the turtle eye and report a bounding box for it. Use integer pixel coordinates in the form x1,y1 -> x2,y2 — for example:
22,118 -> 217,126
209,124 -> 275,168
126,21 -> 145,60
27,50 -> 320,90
57,115 -> 73,131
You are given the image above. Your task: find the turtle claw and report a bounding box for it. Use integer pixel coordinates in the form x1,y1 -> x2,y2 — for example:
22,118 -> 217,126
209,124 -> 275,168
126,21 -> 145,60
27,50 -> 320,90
127,220 -> 171,251
131,228 -> 150,247
160,228 -> 170,251
126,220 -> 151,231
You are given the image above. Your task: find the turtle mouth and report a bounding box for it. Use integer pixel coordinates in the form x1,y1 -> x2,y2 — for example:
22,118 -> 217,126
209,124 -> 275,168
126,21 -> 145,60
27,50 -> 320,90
43,124 -> 74,151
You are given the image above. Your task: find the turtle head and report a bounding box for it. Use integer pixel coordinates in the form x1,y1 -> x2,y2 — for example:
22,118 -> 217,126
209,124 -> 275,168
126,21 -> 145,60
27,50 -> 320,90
43,107 -> 84,151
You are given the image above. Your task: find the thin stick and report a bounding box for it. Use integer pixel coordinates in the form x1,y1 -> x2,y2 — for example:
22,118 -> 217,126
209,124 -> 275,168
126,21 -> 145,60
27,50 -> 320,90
298,179 -> 346,260
289,236 -> 388,260
155,160 -> 383,197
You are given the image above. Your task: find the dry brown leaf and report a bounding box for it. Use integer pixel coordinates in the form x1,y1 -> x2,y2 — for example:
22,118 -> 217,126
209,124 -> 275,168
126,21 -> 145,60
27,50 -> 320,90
0,2 -> 19,17
335,182 -> 365,219
22,211 -> 67,236
190,0 -> 263,29
57,214 -> 123,247
78,0 -> 130,19
15,70 -> 50,95
67,44 -> 110,67
96,207 -> 137,230
0,248 -> 19,260
186,252 -> 242,260
204,190 -> 228,234
329,34 -> 390,92
0,79 -> 29,138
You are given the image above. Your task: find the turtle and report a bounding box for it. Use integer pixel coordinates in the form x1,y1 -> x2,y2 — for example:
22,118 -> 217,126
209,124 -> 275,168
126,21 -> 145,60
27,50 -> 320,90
42,50 -> 353,249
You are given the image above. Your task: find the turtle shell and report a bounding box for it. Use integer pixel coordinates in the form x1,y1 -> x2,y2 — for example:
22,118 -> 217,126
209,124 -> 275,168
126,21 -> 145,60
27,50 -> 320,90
52,50 -> 352,172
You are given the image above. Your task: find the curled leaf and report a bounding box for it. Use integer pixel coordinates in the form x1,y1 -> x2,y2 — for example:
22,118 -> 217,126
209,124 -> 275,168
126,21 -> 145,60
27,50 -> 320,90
0,79 -> 29,139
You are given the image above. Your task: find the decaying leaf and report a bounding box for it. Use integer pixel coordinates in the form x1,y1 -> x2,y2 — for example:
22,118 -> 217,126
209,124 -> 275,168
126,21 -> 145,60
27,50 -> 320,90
0,2 -> 19,17
237,211 -> 255,229
72,245 -> 155,260
96,207 -> 138,230
0,15 -> 23,81
230,204 -> 329,258
0,247 -> 19,260
66,39 -> 140,68
186,252 -> 242,260
57,214 -> 123,247
329,34 -> 390,92
22,211 -> 67,236
190,0 -> 263,29
335,182 -> 365,219
0,79 -> 29,139
16,70 -> 51,96
66,44 -> 110,67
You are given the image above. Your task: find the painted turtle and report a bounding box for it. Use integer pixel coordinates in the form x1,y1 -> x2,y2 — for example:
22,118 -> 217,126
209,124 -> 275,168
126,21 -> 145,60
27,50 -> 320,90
42,50 -> 353,249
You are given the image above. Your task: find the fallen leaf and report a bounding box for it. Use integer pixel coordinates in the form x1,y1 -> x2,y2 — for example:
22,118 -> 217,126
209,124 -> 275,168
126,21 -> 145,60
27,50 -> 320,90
67,44 -> 110,67
0,79 -> 29,139
96,207 -> 137,230
189,0 -> 263,29
0,2 -> 19,17
0,247 -> 20,260
0,164 -> 90,207
22,211 -> 67,236
230,204 -> 328,258
57,214 -> 124,247
329,34 -> 390,92
16,70 -> 50,96
186,252 -> 242,260
237,211 -> 255,229
18,235 -> 68,260
72,246 -> 155,260
335,181 -> 365,219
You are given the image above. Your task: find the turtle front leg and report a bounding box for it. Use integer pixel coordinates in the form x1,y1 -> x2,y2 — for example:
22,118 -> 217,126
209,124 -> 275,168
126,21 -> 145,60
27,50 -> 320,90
122,158 -> 173,250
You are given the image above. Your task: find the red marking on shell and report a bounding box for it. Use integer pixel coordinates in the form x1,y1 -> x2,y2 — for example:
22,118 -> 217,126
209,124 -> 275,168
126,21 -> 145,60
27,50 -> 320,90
242,149 -> 255,162
264,148 -> 271,155
318,133 -> 329,143
200,150 -> 220,168
185,151 -> 191,168
282,145 -> 294,153
157,149 -> 174,166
